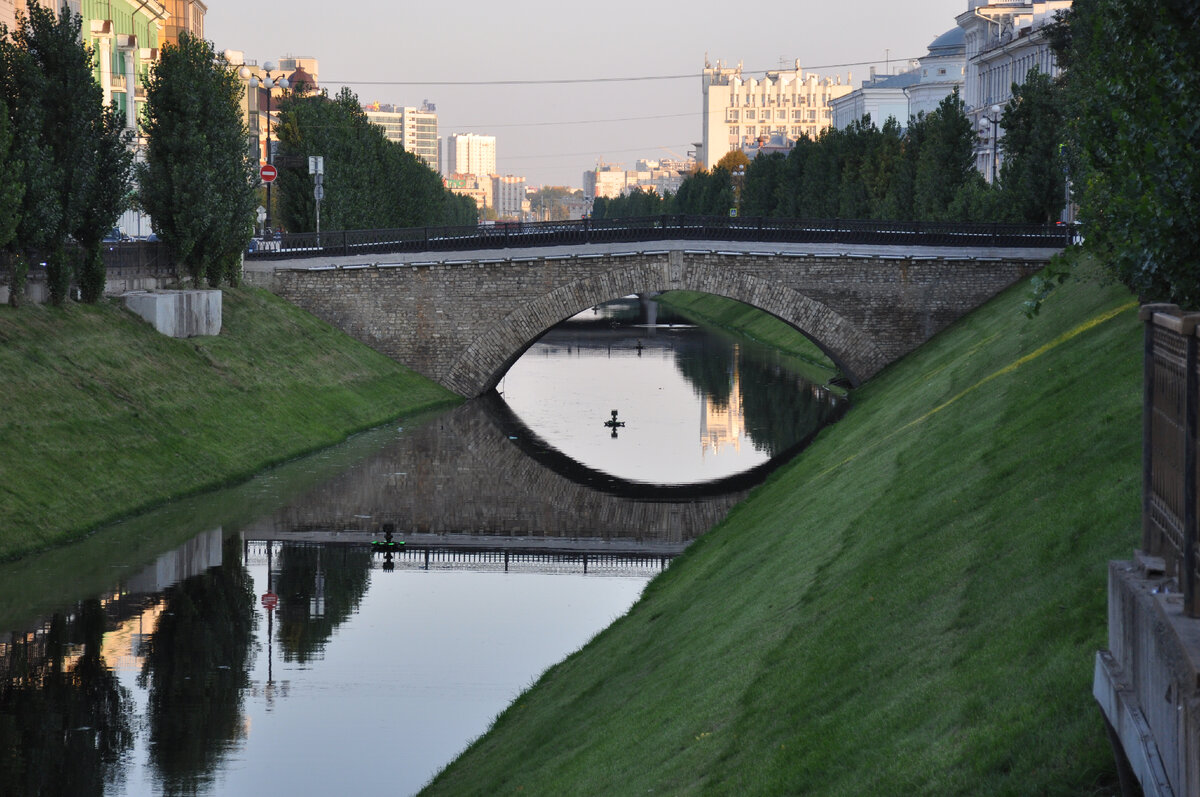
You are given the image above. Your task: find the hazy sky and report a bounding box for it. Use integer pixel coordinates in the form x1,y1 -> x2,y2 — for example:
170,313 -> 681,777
207,1 -> 966,187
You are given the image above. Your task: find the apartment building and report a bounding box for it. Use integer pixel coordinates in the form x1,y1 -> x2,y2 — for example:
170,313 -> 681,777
699,59 -> 852,170
445,133 -> 496,179
364,101 -> 440,172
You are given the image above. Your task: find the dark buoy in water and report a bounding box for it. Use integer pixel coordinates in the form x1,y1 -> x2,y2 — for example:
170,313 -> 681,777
604,409 -> 626,438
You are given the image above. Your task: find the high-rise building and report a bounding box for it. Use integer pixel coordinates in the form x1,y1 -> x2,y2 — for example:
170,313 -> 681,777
446,133 -> 496,179
491,175 -> 527,219
699,60 -> 852,171
364,101 -> 439,172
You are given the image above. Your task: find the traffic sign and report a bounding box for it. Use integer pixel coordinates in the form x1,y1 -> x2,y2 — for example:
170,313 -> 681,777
260,164 -> 278,183
261,591 -> 278,611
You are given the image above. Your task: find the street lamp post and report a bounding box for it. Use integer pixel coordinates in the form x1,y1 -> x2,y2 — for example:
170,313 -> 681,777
978,103 -> 1003,184
240,62 -> 289,235
732,164 -> 746,217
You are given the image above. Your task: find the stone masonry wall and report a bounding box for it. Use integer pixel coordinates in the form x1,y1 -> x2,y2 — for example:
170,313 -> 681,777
250,249 -> 1042,396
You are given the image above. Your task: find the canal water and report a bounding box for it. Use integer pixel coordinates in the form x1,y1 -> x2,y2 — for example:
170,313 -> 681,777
0,296 -> 844,796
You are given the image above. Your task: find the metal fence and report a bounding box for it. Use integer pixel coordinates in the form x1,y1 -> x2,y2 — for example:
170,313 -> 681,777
1142,304 -> 1200,616
244,215 -> 1075,262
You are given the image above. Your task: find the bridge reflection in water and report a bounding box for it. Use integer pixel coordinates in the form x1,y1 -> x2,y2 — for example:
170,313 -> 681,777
241,395 -> 764,558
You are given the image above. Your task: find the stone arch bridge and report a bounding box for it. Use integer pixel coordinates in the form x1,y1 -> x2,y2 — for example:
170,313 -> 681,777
245,233 -> 1060,396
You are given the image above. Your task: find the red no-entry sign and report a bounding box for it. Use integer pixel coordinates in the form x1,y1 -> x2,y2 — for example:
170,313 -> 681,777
261,591 -> 278,611
260,164 -> 278,183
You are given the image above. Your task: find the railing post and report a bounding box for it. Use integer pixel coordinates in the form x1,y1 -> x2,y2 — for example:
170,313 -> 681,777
1185,325 -> 1199,616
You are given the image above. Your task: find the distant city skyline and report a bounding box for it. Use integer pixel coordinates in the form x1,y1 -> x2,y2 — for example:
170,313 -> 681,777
206,0 -> 965,187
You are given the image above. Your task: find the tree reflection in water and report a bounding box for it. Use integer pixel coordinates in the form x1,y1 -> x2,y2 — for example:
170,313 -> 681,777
674,337 -> 844,457
0,601 -> 134,796
275,544 -> 373,664
140,535 -> 255,796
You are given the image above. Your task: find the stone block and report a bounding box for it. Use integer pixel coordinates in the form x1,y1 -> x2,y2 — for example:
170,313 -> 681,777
123,289 -> 222,338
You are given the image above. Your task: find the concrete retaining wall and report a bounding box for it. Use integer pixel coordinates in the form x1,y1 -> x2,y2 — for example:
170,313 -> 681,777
1095,556 -> 1200,796
123,290 -> 222,337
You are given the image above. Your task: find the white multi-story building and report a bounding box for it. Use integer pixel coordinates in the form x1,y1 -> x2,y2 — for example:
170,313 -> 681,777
583,159 -> 695,201
957,0 -> 1070,180
907,27 -> 968,119
445,133 -> 496,179
364,101 -> 440,172
491,174 -> 526,219
830,64 -> 920,131
832,26 -> 967,132
699,59 -> 852,170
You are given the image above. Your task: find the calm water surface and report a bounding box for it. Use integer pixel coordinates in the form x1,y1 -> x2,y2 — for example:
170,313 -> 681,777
0,296 -> 844,796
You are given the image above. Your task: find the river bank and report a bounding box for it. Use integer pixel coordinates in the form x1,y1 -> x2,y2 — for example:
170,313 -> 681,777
424,273 -> 1140,794
0,287 -> 459,561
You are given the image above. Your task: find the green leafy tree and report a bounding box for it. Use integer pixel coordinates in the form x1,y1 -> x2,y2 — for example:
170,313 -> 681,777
0,95 -> 25,279
275,87 -> 473,232
1,4 -> 103,305
1059,0 -> 1200,305
139,33 -> 255,287
999,66 -> 1066,223
913,90 -> 977,221
76,103 -> 134,302
741,152 -> 785,217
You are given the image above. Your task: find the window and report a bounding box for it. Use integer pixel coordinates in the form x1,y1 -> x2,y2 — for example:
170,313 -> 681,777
726,109 -> 740,122
777,110 -> 786,119
745,109 -> 756,120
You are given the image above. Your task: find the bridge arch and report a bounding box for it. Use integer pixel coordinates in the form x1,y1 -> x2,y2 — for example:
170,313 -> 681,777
442,253 -> 883,396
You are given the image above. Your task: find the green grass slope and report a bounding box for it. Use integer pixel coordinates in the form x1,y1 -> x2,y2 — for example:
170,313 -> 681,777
0,287 -> 458,560
658,289 -> 840,385
423,275 -> 1140,795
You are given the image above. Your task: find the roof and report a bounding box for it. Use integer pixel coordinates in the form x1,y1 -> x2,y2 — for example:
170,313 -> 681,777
927,26 -> 967,56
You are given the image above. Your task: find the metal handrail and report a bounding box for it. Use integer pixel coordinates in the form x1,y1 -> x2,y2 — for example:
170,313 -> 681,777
244,215 -> 1076,261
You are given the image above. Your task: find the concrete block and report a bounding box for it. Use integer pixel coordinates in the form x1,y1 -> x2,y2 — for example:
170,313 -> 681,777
123,289 -> 222,337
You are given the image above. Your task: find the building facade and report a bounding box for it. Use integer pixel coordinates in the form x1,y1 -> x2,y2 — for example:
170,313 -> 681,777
158,0 -> 204,47
957,0 -> 1070,180
445,173 -> 491,213
364,101 -> 439,173
491,175 -> 526,220
445,133 -> 496,179
699,59 -> 852,171
907,26 -> 967,120
830,65 -> 920,131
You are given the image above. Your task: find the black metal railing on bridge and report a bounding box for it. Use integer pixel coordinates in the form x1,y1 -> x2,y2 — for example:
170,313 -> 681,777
243,215 -> 1076,261
1142,304 -> 1200,617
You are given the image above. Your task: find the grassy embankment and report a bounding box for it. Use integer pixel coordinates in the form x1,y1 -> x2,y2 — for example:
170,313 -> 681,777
657,289 -> 840,386
0,286 -> 459,562
424,271 -> 1140,795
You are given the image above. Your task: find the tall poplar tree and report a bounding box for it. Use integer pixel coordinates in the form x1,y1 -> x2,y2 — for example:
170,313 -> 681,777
139,33 -> 255,287
999,66 -> 1066,224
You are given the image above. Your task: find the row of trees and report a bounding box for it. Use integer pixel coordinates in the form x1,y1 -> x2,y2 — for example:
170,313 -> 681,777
1,5 -> 473,307
594,82 -> 1066,226
0,5 -> 133,306
272,87 -> 476,233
